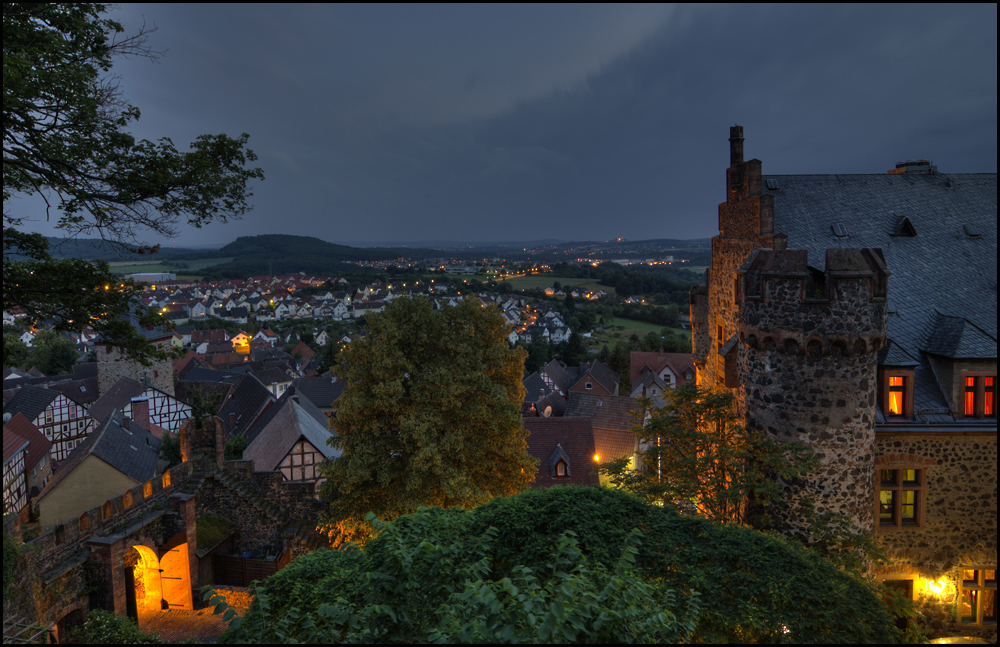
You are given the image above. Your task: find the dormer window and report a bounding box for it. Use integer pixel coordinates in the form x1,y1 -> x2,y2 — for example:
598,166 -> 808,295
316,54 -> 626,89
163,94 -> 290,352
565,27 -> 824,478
961,373 -> 997,418
881,369 -> 915,419
556,460 -> 568,476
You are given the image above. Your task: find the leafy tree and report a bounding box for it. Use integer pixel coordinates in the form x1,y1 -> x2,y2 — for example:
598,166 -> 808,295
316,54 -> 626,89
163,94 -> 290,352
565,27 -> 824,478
557,330 -> 588,367
1,332 -> 30,368
160,432 -> 182,468
224,435 -> 247,461
319,297 -> 536,546
599,385 -> 815,526
26,329 -> 79,374
3,4 -> 263,364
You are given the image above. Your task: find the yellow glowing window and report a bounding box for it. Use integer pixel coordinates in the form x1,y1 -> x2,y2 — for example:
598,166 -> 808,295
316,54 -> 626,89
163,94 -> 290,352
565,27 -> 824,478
965,377 -> 977,416
162,471 -> 171,488
143,480 -> 153,498
888,376 -> 905,415
961,568 -> 997,625
878,468 -> 923,529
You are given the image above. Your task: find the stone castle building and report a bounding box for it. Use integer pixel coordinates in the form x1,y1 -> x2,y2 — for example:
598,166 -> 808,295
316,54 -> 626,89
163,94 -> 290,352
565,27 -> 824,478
691,127 -> 996,639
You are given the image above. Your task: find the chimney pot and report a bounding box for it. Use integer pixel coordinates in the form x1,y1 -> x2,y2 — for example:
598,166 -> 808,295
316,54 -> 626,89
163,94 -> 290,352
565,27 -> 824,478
729,125 -> 745,168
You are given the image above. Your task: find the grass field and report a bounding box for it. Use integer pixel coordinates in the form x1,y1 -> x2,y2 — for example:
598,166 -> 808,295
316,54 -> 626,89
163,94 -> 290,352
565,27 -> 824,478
108,257 -> 233,276
505,274 -> 608,294
588,316 -> 690,349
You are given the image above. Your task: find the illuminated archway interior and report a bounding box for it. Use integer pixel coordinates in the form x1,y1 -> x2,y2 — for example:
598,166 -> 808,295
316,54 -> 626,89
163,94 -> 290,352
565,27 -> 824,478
125,545 -> 163,612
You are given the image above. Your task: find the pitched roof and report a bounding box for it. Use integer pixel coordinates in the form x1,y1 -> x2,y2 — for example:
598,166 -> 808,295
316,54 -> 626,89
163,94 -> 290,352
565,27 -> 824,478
572,360 -> 619,393
243,399 -> 340,473
522,372 -> 552,403
40,412 -> 161,497
522,417 -> 599,488
88,377 -> 149,424
766,172 -> 997,423
2,412 -> 51,471
629,352 -> 696,386
564,392 -> 641,464
293,377 -> 344,411
3,384 -> 59,422
218,374 -> 275,437
3,427 -> 29,466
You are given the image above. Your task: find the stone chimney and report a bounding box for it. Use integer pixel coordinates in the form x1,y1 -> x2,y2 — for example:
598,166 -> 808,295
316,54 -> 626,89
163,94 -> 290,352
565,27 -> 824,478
729,125 -> 744,168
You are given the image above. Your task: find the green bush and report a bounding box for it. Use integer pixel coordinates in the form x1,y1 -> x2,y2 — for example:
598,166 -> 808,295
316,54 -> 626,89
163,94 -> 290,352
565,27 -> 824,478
469,486 -> 902,644
78,610 -> 163,644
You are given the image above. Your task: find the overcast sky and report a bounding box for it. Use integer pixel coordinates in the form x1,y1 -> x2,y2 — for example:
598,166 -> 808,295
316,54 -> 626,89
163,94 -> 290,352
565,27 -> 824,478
14,4 -> 998,248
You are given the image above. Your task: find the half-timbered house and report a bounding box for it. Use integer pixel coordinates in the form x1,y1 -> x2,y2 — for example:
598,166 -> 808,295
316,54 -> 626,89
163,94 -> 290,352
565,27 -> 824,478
89,377 -> 193,436
3,385 -> 97,462
3,423 -> 29,517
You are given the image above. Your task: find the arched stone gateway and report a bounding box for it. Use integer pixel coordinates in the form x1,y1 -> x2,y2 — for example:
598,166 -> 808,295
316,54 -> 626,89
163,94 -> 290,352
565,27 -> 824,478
125,545 -> 164,617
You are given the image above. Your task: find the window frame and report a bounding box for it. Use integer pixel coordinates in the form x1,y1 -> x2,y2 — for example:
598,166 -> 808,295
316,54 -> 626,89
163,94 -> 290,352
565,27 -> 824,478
959,566 -> 997,627
880,369 -> 915,419
876,467 -> 925,530
959,371 -> 997,419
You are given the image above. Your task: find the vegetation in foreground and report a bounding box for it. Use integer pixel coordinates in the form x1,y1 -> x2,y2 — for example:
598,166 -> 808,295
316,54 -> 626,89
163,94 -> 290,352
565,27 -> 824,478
213,487 -> 903,644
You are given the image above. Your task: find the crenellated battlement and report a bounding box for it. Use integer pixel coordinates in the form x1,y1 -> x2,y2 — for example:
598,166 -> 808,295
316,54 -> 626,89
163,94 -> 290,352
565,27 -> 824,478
737,247 -> 889,357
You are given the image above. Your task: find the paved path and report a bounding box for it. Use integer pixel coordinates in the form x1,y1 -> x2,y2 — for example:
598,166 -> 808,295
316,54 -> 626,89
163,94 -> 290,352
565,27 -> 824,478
138,608 -> 232,643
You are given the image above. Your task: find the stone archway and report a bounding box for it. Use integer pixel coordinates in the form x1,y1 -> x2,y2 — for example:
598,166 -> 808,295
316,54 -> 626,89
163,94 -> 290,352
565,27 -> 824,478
124,545 -> 164,616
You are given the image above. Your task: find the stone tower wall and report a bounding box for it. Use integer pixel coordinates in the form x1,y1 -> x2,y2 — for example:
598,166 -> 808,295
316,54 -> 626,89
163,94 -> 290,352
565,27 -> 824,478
691,126 -> 779,389
96,340 -> 174,397
737,247 -> 889,538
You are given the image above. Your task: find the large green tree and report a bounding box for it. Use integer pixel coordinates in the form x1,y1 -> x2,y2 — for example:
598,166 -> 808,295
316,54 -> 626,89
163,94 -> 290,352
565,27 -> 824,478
320,297 -> 537,546
3,4 -> 263,365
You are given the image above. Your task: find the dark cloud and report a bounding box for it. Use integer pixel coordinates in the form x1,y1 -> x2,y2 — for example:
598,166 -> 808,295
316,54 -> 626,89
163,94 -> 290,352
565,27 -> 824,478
14,4 -> 996,246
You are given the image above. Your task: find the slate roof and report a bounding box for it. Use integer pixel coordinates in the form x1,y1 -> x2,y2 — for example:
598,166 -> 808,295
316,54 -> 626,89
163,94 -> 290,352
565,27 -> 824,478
3,385 -> 59,422
218,374 -> 275,438
523,417 -> 599,488
572,360 -> 619,393
522,372 -> 551,403
88,377 -> 149,424
40,411 -> 161,497
293,377 -> 344,411
243,399 -> 340,473
47,377 -> 99,405
766,172 -> 997,425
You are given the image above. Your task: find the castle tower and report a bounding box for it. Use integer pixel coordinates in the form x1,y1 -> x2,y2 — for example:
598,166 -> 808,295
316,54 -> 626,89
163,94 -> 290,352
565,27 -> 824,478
736,247 -> 889,537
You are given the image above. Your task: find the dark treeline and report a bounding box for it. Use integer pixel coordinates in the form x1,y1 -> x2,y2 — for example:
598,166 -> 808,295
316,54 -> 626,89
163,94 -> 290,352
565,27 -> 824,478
551,261 -> 700,304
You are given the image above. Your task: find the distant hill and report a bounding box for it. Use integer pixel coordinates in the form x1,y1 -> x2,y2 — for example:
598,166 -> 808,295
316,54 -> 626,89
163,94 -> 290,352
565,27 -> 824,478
201,234 -> 443,278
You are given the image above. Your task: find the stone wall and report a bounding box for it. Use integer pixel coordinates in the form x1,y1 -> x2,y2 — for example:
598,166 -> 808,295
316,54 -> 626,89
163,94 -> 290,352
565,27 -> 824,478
96,340 -> 174,397
874,434 -> 997,570
874,432 -> 997,643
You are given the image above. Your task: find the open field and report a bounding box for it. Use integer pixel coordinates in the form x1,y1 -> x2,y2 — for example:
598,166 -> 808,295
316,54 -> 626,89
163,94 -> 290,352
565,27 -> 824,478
588,317 -> 690,349
505,274 -> 609,294
108,257 -> 234,275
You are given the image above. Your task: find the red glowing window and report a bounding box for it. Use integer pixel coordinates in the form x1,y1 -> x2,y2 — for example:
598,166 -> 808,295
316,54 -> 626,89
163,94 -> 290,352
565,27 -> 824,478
986,377 -> 995,417
965,377 -> 978,416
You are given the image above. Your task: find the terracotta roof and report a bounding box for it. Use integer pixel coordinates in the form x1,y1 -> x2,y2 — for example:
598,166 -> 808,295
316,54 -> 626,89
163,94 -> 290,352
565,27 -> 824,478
523,417 -> 599,488
3,427 -> 29,466
564,392 -> 641,464
629,352 -> 695,386
2,412 -> 51,471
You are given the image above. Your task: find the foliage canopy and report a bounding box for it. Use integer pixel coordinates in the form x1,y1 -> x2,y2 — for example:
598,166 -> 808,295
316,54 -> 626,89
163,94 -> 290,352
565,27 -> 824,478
3,3 -> 263,363
319,297 -> 536,545
218,487 -> 901,644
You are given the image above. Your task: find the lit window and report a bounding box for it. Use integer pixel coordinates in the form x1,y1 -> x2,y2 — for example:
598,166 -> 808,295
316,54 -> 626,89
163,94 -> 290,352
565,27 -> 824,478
888,377 -> 905,416
878,468 -> 924,528
143,481 -> 153,498
556,461 -> 567,477
965,377 -> 977,416
960,568 -> 997,626
162,471 -> 171,488
962,374 -> 997,418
